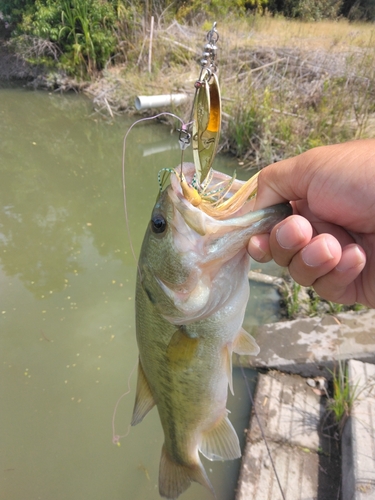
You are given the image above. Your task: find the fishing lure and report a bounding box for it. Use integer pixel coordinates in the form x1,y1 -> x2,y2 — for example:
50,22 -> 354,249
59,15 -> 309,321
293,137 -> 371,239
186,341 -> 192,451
175,22 -> 259,219
177,22 -> 221,187
192,23 -> 221,185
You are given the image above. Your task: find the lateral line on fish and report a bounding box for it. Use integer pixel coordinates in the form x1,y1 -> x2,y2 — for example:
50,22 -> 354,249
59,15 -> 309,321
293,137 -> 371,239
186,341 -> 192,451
240,367 -> 286,500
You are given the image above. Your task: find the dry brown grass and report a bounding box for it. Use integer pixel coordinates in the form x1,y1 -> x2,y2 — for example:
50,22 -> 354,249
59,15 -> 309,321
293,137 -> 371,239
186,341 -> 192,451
220,16 -> 375,51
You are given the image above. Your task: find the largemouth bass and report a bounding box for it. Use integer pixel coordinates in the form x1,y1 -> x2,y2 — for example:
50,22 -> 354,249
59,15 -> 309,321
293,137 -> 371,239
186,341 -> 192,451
131,163 -> 291,499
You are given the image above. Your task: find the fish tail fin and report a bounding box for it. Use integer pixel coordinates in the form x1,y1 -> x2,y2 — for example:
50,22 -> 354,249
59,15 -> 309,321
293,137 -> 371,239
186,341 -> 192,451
159,444 -> 215,499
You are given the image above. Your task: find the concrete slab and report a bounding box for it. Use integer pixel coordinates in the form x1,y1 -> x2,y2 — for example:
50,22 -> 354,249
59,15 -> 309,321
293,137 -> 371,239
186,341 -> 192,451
237,441 -> 319,500
249,371 -> 322,451
342,360 -> 375,500
237,371 -> 323,500
235,309 -> 375,378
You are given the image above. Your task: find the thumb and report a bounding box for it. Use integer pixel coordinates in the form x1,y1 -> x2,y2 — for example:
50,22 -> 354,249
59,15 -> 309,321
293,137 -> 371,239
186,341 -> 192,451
253,154 -> 312,210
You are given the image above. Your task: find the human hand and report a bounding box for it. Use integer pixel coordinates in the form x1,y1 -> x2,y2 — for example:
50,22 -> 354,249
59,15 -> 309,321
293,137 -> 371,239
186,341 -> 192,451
247,140 -> 375,307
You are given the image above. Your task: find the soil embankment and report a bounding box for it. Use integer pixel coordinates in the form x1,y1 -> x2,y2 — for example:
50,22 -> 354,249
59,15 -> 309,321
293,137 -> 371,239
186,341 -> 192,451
0,43 -> 40,80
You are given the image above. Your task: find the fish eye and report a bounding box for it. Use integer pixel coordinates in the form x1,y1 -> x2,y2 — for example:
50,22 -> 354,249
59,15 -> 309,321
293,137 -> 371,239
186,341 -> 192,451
151,214 -> 167,234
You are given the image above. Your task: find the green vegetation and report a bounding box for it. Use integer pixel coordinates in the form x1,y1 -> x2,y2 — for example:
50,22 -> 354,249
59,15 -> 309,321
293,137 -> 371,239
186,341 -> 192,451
284,281 -> 303,318
269,0 -> 343,21
279,277 -> 367,319
2,0 -> 375,78
326,360 -> 361,434
6,0 -> 118,74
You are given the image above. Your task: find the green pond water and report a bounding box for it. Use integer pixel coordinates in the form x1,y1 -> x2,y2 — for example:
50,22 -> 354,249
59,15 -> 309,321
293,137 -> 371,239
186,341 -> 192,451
0,86 -> 282,500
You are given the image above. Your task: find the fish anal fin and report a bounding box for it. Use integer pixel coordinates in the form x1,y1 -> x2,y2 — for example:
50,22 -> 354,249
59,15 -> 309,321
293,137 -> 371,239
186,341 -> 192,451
167,327 -> 199,369
233,327 -> 260,356
130,360 -> 156,426
159,444 -> 215,499
200,413 -> 241,461
224,344 -> 234,395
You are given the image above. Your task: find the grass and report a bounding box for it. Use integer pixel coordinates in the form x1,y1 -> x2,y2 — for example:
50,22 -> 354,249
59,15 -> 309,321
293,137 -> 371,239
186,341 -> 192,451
227,15 -> 375,51
278,274 -> 367,319
326,360 -> 361,435
284,281 -> 303,318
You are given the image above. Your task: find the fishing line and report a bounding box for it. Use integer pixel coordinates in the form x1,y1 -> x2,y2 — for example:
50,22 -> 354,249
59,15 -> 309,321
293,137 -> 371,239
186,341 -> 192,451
121,112 -> 188,279
119,112 -> 194,444
112,358 -> 138,445
116,113 -> 191,446
240,366 -> 286,500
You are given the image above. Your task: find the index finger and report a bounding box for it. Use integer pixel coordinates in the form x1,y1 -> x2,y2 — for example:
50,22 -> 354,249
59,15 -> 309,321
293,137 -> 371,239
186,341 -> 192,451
253,154 -> 314,210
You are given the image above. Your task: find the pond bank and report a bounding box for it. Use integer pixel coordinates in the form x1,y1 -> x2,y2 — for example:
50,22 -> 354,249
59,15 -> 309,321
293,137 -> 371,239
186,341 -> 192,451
0,43 -> 40,80
234,308 -> 375,377
3,16 -> 375,166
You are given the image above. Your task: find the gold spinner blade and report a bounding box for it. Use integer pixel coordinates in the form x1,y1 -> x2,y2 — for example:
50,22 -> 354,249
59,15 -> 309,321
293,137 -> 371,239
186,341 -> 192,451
192,70 -> 221,185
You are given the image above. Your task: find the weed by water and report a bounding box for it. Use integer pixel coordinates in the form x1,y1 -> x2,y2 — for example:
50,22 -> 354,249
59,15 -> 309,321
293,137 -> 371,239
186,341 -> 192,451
327,301 -> 344,315
326,360 -> 360,434
286,281 -> 302,318
279,275 -> 368,320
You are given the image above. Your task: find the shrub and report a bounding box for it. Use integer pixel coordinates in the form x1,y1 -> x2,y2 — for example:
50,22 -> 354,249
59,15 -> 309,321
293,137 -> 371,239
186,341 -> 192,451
175,0 -> 269,22
269,0 -> 343,20
342,0 -> 375,21
13,0 -> 118,75
0,0 -> 35,24
293,0 -> 342,20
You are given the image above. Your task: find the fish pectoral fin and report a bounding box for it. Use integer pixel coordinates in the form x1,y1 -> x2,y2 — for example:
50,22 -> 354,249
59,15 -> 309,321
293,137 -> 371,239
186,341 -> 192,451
130,360 -> 156,426
167,327 -> 199,369
200,413 -> 241,461
233,327 -> 260,356
224,344 -> 234,395
159,444 -> 215,500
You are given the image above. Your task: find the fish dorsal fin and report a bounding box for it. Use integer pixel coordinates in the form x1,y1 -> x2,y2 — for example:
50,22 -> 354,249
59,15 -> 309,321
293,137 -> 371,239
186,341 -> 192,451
200,413 -> 241,461
130,360 -> 156,426
233,327 -> 260,356
159,444 -> 215,499
224,344 -> 234,395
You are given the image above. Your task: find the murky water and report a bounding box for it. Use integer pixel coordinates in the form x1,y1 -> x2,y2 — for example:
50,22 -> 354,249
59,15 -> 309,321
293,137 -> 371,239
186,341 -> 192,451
0,86 -> 281,500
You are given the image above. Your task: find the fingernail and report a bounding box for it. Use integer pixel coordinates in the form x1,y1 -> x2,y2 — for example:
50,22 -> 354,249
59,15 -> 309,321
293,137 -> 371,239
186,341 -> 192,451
302,238 -> 335,267
336,245 -> 366,273
276,218 -> 305,249
249,235 -> 267,260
